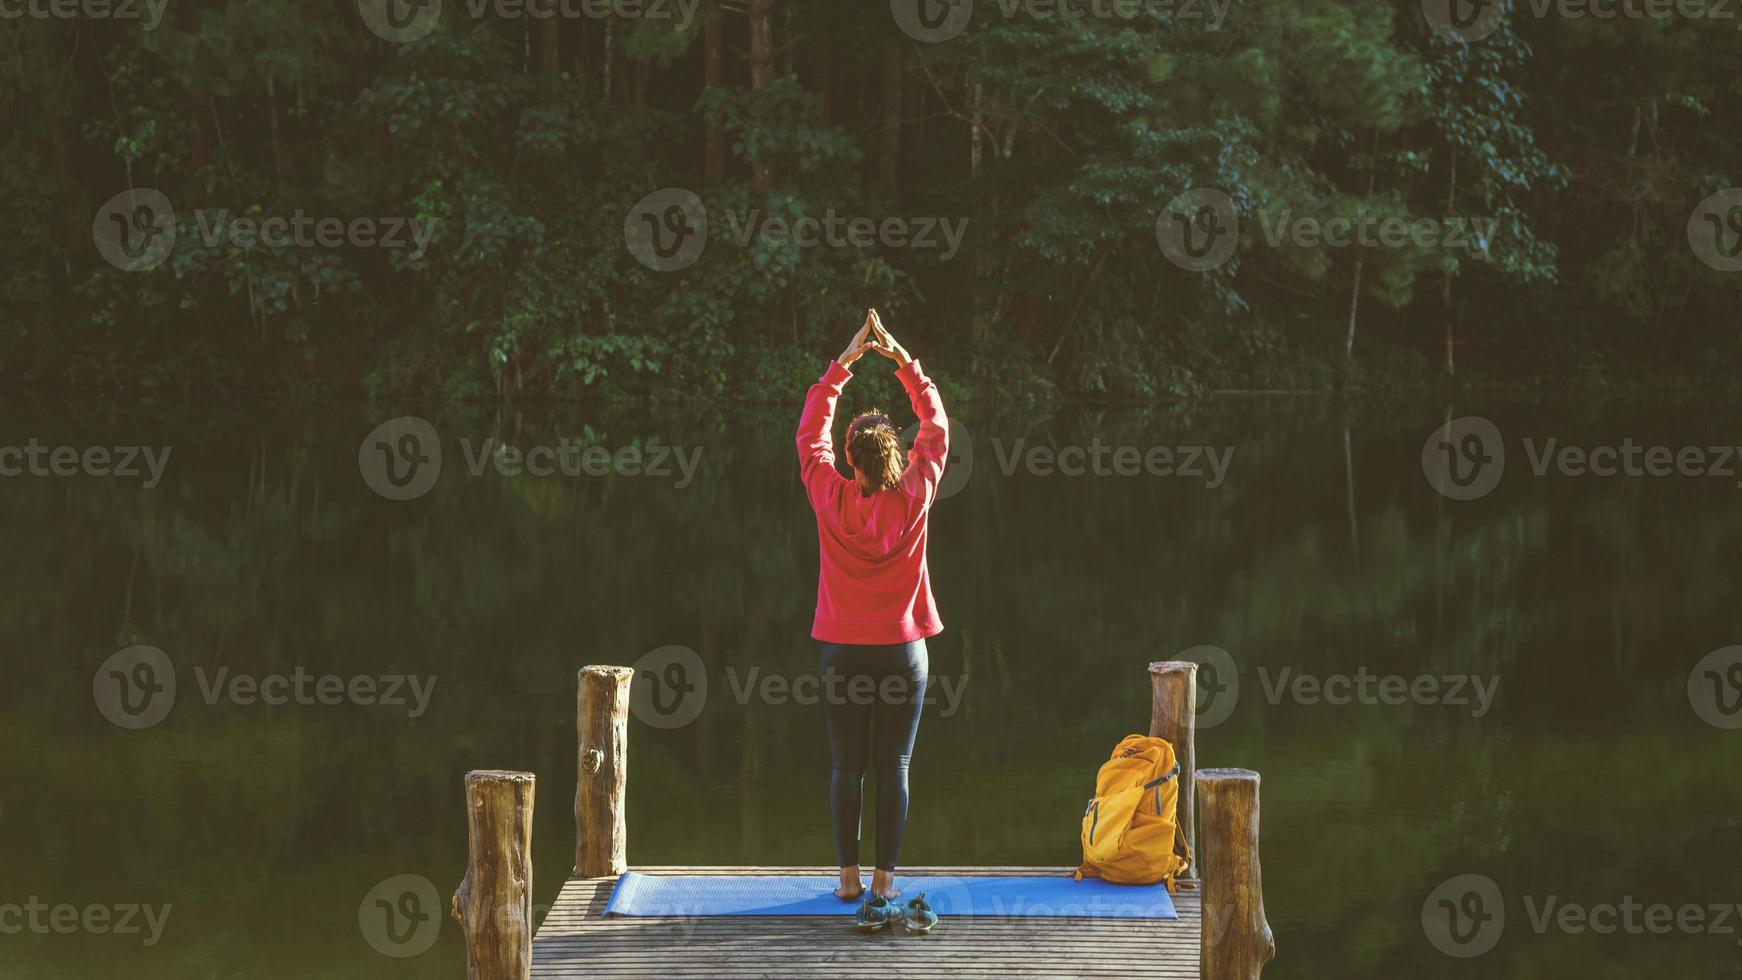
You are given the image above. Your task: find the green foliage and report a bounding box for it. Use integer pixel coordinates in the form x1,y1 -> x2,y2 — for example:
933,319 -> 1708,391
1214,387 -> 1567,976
1,0 -> 1737,405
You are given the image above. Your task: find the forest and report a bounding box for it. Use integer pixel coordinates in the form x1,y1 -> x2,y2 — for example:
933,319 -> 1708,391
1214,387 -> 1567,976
3,0 -> 1738,405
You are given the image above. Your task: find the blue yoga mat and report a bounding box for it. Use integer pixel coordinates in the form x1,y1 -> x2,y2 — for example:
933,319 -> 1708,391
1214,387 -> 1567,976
603,872 -> 1177,919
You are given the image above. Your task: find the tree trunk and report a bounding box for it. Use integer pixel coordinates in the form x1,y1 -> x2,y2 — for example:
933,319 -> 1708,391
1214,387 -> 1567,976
1147,661 -> 1198,880
969,82 -> 984,178
450,770 -> 535,980
631,58 -> 651,106
48,120 -> 82,269
536,0 -> 560,76
1343,423 -> 1360,572
703,0 -> 725,187
878,43 -> 904,194
1198,769 -> 1276,980
602,14 -> 616,102
1345,130 -> 1378,359
746,0 -> 776,191
1442,146 -> 1457,376
576,665 -> 633,877
1345,251 -> 1365,359
265,73 -> 285,181
816,30 -> 836,123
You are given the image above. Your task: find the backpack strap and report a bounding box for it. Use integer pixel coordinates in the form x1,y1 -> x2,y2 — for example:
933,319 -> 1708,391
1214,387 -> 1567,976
1171,820 -> 1194,885
1142,762 -> 1181,788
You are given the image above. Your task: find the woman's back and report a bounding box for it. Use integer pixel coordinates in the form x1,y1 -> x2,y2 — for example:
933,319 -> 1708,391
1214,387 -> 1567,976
796,358 -> 949,646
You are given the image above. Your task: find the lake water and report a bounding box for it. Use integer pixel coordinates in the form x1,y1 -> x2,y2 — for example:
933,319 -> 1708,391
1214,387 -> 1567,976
3,395 -> 1739,978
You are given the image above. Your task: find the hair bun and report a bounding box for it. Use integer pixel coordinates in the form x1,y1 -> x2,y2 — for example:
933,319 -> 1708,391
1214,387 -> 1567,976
847,410 -> 905,494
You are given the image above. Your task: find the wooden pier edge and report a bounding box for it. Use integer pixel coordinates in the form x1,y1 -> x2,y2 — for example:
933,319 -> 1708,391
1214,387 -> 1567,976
518,658 -> 1266,978
1147,660 -> 1198,881
576,665 -> 633,877
1197,767 -> 1276,980
450,769 -> 536,980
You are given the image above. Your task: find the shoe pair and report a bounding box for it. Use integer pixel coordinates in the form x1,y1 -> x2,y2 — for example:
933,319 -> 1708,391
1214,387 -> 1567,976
854,892 -> 937,934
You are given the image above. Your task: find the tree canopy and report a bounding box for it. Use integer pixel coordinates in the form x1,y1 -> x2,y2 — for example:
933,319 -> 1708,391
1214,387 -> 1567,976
3,0 -> 1738,405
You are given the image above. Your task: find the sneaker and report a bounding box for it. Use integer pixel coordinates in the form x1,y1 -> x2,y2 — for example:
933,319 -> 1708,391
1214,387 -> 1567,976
854,895 -> 901,932
902,892 -> 938,934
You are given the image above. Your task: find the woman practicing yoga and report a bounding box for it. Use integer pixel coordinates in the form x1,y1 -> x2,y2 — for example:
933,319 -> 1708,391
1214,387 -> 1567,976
795,309 -> 948,917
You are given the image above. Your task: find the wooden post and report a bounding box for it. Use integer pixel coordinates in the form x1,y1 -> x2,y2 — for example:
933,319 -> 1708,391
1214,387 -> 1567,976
450,770 -> 535,980
1198,768 -> 1275,980
1148,660 -> 1198,880
576,665 -> 633,877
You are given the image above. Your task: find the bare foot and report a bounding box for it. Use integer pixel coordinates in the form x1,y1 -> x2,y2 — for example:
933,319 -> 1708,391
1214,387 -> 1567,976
871,869 -> 901,900
834,866 -> 864,901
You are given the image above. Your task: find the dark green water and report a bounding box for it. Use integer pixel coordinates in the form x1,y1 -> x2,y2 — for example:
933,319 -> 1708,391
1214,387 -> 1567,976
3,396 -> 1740,979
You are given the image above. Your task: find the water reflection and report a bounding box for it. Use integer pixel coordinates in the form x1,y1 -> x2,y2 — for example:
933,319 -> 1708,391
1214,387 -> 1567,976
2,398 -> 1738,978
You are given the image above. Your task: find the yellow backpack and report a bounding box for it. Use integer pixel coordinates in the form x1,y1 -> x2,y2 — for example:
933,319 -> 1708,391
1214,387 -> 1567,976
1075,734 -> 1191,889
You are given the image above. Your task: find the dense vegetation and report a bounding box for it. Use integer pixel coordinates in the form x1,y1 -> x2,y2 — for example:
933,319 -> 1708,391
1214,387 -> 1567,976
3,0 -> 1738,405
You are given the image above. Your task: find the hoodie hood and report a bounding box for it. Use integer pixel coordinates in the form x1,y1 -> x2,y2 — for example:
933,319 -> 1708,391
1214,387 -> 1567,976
829,483 -> 918,562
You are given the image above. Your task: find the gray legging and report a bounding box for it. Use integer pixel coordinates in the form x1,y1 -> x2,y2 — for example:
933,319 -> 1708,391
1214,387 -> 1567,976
819,639 -> 929,872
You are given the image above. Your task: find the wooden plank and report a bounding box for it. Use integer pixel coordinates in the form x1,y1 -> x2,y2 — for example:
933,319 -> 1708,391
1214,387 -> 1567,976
531,867 -> 1200,979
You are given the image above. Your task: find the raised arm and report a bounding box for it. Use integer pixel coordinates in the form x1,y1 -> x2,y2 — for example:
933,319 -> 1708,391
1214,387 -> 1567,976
868,311 -> 949,506
896,361 -> 947,505
796,314 -> 878,508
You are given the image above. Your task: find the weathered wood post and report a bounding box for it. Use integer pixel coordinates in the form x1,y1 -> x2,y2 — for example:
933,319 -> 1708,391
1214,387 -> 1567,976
451,770 -> 536,980
1148,660 -> 1198,880
1198,768 -> 1275,980
576,665 -> 633,877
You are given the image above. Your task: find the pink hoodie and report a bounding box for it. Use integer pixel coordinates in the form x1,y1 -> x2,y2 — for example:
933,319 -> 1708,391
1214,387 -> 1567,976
796,358 -> 949,645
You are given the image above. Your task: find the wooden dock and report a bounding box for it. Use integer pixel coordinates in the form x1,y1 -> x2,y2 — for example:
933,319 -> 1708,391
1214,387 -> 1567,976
446,662 -> 1274,980
531,866 -> 1203,979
